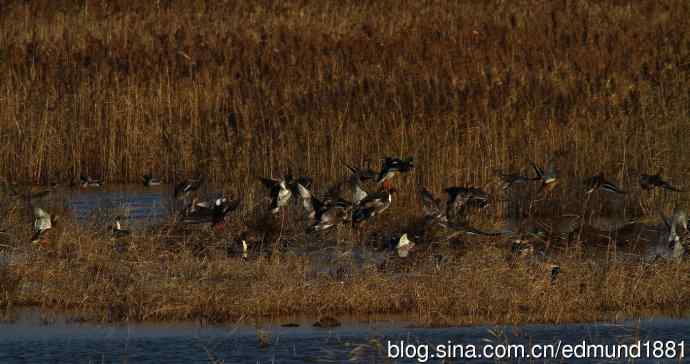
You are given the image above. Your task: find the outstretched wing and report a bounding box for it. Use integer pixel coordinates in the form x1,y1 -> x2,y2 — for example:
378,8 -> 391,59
259,177 -> 279,190
419,188 -> 444,220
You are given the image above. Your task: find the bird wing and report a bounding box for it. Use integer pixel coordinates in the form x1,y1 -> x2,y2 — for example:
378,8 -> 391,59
529,162 -> 545,180
297,183 -> 319,218
420,188 -> 444,219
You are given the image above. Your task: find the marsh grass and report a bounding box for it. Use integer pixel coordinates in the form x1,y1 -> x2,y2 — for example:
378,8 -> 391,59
1,213 -> 689,326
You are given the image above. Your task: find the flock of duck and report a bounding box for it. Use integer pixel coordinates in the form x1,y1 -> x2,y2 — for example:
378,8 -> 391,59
12,155 -> 690,264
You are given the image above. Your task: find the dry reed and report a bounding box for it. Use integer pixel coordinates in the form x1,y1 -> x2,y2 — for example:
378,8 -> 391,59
1,0 -> 690,325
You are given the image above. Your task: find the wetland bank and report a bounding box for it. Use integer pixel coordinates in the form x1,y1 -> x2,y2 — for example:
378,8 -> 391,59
1,0 -> 690,329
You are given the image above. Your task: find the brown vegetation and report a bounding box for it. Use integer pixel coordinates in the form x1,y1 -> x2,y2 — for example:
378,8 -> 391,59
1,0 -> 690,325
2,218 -> 690,325
0,1 -> 688,207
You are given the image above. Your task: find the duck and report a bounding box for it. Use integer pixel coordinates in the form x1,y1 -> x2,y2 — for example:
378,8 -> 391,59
530,157 -> 558,194
343,161 -> 377,182
349,173 -> 370,206
31,207 -> 55,244
496,171 -> 538,190
419,187 -> 447,225
352,188 -> 396,224
444,186 -> 490,224
645,208 -> 687,262
309,201 -> 353,232
174,175 -> 205,199
259,176 -> 293,214
376,157 -> 414,188
79,175 -> 103,188
583,173 -> 626,194
297,183 -> 352,231
395,233 -> 416,258
142,175 -> 162,187
180,196 -> 240,229
419,187 -> 499,235
444,187 -> 490,210
639,173 -> 684,192
296,182 -> 324,220
112,216 -> 131,238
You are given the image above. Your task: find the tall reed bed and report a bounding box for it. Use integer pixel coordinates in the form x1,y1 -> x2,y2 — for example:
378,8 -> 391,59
0,0 -> 688,214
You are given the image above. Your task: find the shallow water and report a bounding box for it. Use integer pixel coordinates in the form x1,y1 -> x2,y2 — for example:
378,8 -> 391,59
48,184 -> 174,228
1,311 -> 688,363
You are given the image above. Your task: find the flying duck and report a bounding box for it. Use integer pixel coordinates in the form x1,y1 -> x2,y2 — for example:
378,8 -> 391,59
259,176 -> 293,214
297,183 -> 352,231
174,175 -> 205,199
180,196 -> 240,228
309,201 -> 353,232
419,187 -> 448,225
639,173 -> 684,192
530,157 -> 558,193
376,157 -> 414,187
352,188 -> 395,224
496,170 -> 539,190
343,161 -> 377,182
444,186 -> 490,211
583,172 -> 626,194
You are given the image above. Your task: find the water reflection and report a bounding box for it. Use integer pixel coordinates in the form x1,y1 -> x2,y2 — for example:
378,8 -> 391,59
57,184 -> 173,227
